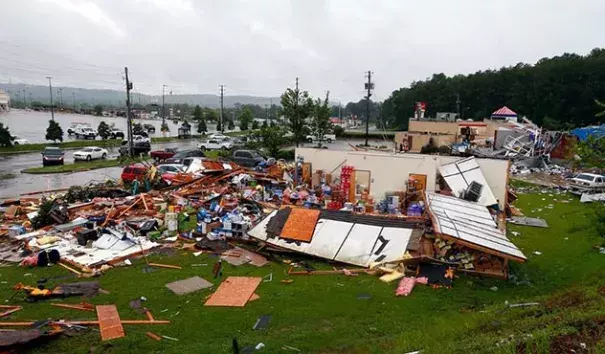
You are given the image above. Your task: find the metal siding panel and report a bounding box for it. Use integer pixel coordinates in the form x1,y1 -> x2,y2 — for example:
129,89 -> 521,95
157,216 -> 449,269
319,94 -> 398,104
368,227 -> 413,263
334,224 -> 382,266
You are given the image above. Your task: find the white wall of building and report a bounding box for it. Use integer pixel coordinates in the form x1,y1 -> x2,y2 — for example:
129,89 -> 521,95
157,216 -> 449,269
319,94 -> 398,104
296,148 -> 509,208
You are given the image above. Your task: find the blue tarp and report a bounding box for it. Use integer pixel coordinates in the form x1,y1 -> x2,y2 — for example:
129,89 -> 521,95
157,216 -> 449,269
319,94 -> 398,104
570,125 -> 605,141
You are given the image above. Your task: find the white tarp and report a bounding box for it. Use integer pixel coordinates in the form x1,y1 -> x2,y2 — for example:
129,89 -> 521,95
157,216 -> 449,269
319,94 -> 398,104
248,211 -> 413,267
425,192 -> 526,261
438,157 -> 498,207
580,193 -> 605,203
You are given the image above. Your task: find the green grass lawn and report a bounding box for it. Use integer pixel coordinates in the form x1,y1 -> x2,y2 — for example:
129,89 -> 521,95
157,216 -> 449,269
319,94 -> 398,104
2,191 -> 605,353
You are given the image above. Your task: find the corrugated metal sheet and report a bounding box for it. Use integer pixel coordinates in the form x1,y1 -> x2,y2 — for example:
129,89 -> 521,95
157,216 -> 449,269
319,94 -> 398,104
438,156 -> 498,207
425,192 -> 526,261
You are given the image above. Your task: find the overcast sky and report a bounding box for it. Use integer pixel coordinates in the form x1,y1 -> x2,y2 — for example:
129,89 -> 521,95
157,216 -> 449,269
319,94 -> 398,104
0,0 -> 604,102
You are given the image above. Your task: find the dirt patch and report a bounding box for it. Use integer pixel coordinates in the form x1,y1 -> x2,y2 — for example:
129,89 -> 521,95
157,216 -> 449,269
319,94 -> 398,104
549,319 -> 605,354
545,290 -> 586,310
597,286 -> 605,297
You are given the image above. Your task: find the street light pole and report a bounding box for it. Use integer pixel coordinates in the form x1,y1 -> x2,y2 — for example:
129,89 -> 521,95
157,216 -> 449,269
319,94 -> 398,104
47,76 -> 55,121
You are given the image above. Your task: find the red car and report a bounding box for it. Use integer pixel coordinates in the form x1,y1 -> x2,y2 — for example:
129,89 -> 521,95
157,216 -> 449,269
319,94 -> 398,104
120,164 -> 149,183
150,148 -> 178,162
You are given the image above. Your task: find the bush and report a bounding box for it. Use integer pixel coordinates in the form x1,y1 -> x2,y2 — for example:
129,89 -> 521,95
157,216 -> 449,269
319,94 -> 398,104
333,125 -> 345,137
275,149 -> 295,161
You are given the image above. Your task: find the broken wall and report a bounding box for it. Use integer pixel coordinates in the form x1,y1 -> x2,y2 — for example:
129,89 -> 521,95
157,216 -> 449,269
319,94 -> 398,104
295,148 -> 509,208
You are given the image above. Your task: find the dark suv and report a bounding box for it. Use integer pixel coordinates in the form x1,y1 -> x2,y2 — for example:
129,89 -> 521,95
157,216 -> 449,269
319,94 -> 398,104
42,147 -> 64,166
231,150 -> 266,167
119,141 -> 151,156
165,149 -> 205,164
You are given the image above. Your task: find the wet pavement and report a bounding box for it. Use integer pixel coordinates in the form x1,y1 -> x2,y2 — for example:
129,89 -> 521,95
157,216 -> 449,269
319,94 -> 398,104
0,135 -> 390,200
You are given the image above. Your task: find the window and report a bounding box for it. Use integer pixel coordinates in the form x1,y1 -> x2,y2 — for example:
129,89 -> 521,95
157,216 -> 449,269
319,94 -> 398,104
209,140 -> 217,144
576,174 -> 595,182
596,177 -> 603,183
123,168 -> 132,173
94,148 -> 102,152
243,152 -> 252,158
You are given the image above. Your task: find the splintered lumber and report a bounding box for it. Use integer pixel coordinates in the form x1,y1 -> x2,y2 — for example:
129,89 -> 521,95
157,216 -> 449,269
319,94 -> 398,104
116,197 -> 141,218
149,263 -> 182,270
287,267 -> 369,275
0,306 -> 22,318
51,303 -> 94,312
0,320 -> 170,327
97,305 -> 125,341
146,331 -> 162,341
58,262 -> 82,275
145,310 -> 154,321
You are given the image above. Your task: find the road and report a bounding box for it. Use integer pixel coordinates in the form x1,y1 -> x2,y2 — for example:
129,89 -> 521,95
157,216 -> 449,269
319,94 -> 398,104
0,137 -> 392,200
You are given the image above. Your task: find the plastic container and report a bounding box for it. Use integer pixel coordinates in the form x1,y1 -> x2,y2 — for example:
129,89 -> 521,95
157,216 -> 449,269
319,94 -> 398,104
165,212 -> 178,232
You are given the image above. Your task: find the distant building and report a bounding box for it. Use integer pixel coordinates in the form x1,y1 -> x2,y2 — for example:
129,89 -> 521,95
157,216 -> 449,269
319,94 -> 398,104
0,89 -> 10,111
490,106 -> 518,123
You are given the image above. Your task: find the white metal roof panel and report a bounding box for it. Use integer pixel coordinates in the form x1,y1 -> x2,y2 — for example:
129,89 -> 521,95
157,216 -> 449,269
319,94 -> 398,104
334,224 -> 382,266
426,192 -> 526,261
438,157 -> 498,206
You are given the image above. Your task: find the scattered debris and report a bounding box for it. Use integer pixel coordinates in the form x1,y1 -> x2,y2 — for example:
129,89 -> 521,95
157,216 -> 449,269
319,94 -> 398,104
204,277 -> 262,307
165,276 -> 213,295
509,217 -> 549,228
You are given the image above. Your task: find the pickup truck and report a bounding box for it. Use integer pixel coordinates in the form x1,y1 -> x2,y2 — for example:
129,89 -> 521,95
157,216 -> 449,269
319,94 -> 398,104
198,139 -> 233,151
230,150 -> 266,168
306,134 -> 336,143
150,148 -> 178,162
74,127 -> 97,140
569,173 -> 605,195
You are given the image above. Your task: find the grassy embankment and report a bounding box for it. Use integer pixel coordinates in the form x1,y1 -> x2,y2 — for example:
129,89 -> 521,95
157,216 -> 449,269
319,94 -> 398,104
1,183 -> 604,353
22,157 -> 149,174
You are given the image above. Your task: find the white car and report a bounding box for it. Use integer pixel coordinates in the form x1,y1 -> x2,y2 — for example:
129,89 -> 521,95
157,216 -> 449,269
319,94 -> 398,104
132,135 -> 150,143
306,134 -> 336,143
157,164 -> 186,175
74,127 -> 97,139
198,139 -> 233,151
569,173 -> 605,195
208,133 -> 229,141
73,147 -> 108,161
11,136 -> 30,145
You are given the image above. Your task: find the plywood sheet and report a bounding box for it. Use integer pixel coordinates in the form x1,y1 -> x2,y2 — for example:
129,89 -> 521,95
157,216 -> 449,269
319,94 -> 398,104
204,276 -> 262,307
165,276 -> 213,295
96,305 -> 124,341
280,208 -> 320,242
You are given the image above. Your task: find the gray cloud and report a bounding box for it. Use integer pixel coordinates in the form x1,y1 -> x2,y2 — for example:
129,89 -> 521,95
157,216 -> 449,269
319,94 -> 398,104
0,0 -> 604,102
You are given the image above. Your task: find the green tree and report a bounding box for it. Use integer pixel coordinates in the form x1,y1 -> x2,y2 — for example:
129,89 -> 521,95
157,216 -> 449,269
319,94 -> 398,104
333,125 -> 345,137
260,126 -> 287,157
193,105 -> 207,134
281,81 -> 313,147
94,105 -> 103,116
45,120 -> 63,142
133,123 -> 144,136
161,122 -> 170,133
217,120 -> 222,132
596,99 -> 605,117
574,136 -> 605,169
252,120 -> 260,130
311,93 -> 332,147
227,119 -> 235,130
239,108 -> 253,131
205,109 -> 218,122
0,123 -> 12,147
262,120 -> 268,128
97,121 -> 111,140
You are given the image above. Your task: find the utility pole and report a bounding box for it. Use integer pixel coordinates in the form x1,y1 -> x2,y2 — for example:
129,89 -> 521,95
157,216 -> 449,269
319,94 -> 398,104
58,88 -> 63,107
338,100 -> 342,119
125,67 -> 134,156
22,90 -> 27,108
270,98 -> 274,123
364,71 -> 373,146
72,92 -> 76,112
162,85 -> 167,129
47,76 -> 55,121
456,94 -> 461,119
265,104 -> 269,124
219,85 -> 224,133
295,77 -> 299,146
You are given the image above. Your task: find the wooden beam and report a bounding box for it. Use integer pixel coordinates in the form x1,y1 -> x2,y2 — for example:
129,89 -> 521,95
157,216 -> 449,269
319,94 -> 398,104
149,263 -> 182,270
0,320 -> 170,327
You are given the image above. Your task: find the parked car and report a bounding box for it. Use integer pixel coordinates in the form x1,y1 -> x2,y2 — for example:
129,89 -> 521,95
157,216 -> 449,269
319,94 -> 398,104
143,124 -> 156,133
119,141 -> 151,156
230,150 -> 266,168
165,149 -> 205,164
150,148 -> 178,162
67,122 -> 91,135
569,173 -> 605,195
208,133 -> 229,141
73,146 -> 108,161
198,139 -> 233,151
41,147 -> 64,166
157,163 -> 186,175
11,135 -> 30,145
132,134 -> 150,143
306,134 -> 336,143
120,164 -> 149,183
74,126 -> 97,139
110,129 -> 125,139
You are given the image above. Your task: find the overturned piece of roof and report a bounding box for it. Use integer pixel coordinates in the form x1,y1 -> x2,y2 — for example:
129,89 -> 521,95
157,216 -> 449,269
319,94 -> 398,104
249,209 -> 417,267
425,192 -> 526,262
491,106 -> 517,117
438,156 -> 498,207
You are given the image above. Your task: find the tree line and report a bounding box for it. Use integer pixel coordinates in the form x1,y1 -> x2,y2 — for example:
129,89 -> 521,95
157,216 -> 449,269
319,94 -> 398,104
382,48 -> 605,131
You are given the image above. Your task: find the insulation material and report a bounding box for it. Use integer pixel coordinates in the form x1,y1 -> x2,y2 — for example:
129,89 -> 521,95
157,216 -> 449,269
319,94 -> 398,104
165,276 -> 213,295
438,157 -> 498,207
509,217 -> 549,228
204,276 -> 262,307
280,208 -> 320,242
97,305 -> 125,341
249,211 -> 414,267
425,192 -> 526,262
